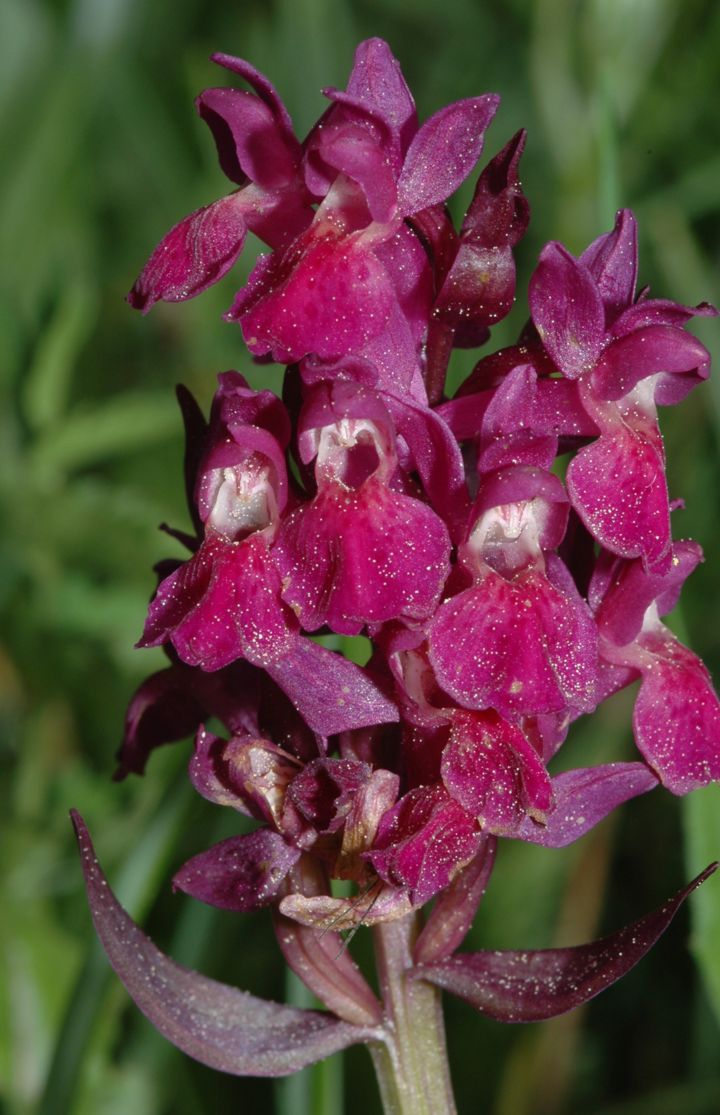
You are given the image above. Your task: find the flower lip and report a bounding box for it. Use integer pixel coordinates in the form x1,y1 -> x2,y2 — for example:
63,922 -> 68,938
315,419 -> 387,489
196,427 -> 288,536
200,458 -> 278,540
465,466 -> 569,575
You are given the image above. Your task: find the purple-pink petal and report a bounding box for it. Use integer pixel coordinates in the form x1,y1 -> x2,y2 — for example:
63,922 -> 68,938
514,763 -> 659,847
441,711 -> 553,834
396,96 -> 500,217
412,863 -> 718,1022
579,208 -> 638,322
239,233 -> 395,363
197,87 -> 299,189
72,812 -> 379,1074
369,784 -> 482,906
314,124 -> 398,222
266,638 -> 399,736
633,635 -> 720,795
173,829 -> 301,911
428,566 -> 597,718
591,325 -> 711,402
128,193 -> 249,312
344,37 -> 417,151
529,242 -> 605,378
566,422 -> 670,572
210,53 -> 299,145
275,480 -> 450,634
140,534 -> 297,671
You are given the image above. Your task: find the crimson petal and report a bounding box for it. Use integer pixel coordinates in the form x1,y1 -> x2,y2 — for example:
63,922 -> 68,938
71,812 -> 380,1074
128,194 -> 248,312
412,863 -> 718,1022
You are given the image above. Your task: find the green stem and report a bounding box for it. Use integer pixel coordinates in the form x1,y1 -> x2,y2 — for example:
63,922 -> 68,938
370,914 -> 457,1115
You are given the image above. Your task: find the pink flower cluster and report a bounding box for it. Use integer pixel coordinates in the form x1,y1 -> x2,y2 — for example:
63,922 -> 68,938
119,39 -> 719,940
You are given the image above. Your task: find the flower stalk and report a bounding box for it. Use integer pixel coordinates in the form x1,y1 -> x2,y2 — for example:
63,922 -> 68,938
370,915 -> 456,1115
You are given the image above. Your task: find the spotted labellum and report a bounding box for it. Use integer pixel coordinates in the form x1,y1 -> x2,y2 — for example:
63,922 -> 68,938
75,37 -> 719,1113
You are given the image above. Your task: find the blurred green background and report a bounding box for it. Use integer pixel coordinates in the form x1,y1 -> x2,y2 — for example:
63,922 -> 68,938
1,0 -> 719,1112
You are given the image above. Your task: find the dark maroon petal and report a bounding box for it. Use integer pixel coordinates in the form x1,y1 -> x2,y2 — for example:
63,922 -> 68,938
397,96 -> 500,216
128,193 -> 249,312
197,87 -> 299,189
461,129 -> 529,247
274,907 -> 382,1027
592,325 -> 711,401
412,863 -> 718,1022
115,667 -> 207,779
369,784 -> 482,906
633,635 -> 720,795
72,813 -> 376,1074
175,384 -> 208,539
434,130 -> 530,340
267,638 -> 399,736
413,837 -> 497,965
286,758 -> 371,834
513,763 -> 659,847
566,422 -> 670,572
435,241 -> 517,343
529,243 -> 605,378
173,829 -> 301,911
579,208 -> 637,321
210,53 -> 298,147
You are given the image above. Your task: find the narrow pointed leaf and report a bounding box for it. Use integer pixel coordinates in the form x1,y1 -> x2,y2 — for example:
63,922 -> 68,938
412,863 -> 717,1022
71,812 -> 380,1075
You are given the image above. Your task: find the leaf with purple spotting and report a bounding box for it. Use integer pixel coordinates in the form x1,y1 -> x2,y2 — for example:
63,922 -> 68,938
412,863 -> 718,1022
71,812 -> 381,1074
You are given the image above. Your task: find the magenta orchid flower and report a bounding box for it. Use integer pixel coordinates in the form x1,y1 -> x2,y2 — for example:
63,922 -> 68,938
74,38 -> 720,1114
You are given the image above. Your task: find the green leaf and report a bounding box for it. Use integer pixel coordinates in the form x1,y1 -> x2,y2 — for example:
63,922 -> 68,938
683,783 -> 720,1026
23,280 -> 99,432
30,392 -> 179,477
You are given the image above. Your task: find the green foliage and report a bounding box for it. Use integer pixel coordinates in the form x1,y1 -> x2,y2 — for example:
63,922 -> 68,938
1,1 -> 718,1112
